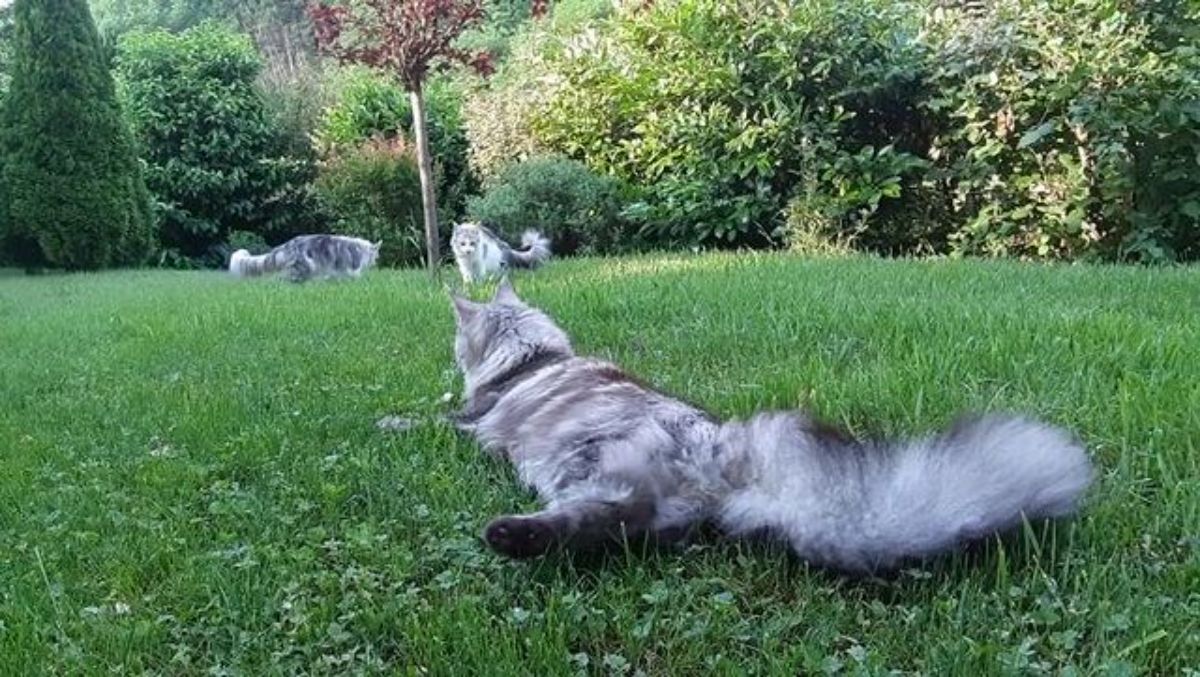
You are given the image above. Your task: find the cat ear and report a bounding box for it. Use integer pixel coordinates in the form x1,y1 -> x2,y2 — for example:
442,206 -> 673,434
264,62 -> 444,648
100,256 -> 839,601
451,294 -> 482,323
372,240 -> 382,249
493,277 -> 519,304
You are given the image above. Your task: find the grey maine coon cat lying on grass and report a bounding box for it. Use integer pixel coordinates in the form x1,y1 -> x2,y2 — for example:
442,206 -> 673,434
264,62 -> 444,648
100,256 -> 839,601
450,279 -> 1094,574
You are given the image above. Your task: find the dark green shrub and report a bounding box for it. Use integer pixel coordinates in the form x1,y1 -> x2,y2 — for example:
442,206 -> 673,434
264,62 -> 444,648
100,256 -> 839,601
924,0 -> 1200,262
534,0 -> 931,250
117,22 -> 324,264
466,155 -> 631,254
781,141 -> 936,255
314,136 -> 425,267
0,0 -> 153,270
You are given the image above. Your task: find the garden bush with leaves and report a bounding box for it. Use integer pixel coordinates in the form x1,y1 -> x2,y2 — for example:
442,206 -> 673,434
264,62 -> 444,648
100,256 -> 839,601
455,0 -> 540,60
924,0 -> 1200,262
117,22 -> 324,264
510,0 -> 1199,261
314,136 -> 425,267
465,155 -> 632,254
314,67 -> 476,221
532,0 -> 933,250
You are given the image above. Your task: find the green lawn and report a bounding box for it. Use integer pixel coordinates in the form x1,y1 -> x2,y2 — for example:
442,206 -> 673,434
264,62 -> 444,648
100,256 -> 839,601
1,254 -> 1197,674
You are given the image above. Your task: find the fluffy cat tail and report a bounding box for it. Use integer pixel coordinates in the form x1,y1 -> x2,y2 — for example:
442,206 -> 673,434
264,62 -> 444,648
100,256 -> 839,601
715,413 -> 1093,574
508,230 -> 551,269
229,248 -> 282,278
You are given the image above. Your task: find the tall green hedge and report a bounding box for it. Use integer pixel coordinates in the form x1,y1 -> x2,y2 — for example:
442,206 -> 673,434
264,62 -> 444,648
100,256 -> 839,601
0,0 -> 153,269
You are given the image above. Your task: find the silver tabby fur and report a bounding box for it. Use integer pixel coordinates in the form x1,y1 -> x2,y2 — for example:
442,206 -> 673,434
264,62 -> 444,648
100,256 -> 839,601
451,280 -> 1094,574
229,234 -> 380,283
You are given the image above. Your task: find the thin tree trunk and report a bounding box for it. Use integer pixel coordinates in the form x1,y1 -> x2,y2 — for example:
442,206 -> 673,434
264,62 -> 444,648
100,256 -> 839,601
410,84 -> 440,277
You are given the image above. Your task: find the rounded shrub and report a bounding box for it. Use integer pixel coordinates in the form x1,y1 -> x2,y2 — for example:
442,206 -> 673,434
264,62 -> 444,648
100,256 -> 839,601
465,155 -> 631,255
314,136 -> 425,267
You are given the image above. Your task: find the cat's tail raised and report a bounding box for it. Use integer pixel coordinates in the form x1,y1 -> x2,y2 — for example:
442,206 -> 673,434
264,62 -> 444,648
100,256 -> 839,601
715,412 -> 1093,574
229,248 -> 284,278
508,230 -> 551,269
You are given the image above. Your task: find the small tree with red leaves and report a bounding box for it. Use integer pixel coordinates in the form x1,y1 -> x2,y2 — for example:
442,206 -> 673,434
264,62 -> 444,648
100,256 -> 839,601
310,0 -> 496,275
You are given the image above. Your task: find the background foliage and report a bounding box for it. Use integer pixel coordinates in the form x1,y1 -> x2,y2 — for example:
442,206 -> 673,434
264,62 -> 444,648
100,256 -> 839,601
461,0 -> 612,182
528,0 -> 933,250
90,0 -> 317,84
4,0 -> 1198,267
923,0 -> 1200,262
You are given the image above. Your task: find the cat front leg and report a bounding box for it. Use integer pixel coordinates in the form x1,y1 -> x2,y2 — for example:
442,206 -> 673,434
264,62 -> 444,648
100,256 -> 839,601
457,258 -> 476,285
482,484 -> 657,558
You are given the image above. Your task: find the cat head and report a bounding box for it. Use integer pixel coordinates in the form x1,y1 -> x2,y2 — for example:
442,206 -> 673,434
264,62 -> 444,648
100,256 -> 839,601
451,222 -> 482,256
450,278 -> 573,382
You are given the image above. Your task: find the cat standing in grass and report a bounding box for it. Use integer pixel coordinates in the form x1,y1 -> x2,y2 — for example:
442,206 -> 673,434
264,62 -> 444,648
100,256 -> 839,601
450,222 -> 550,285
450,279 -> 1094,574
229,234 -> 380,283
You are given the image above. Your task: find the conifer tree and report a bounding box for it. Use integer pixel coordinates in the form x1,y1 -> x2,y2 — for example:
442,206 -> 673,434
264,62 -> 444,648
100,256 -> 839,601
0,0 -> 152,269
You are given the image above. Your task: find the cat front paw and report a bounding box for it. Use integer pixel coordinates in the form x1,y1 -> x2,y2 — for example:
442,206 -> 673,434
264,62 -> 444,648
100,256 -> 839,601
483,515 -> 556,559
